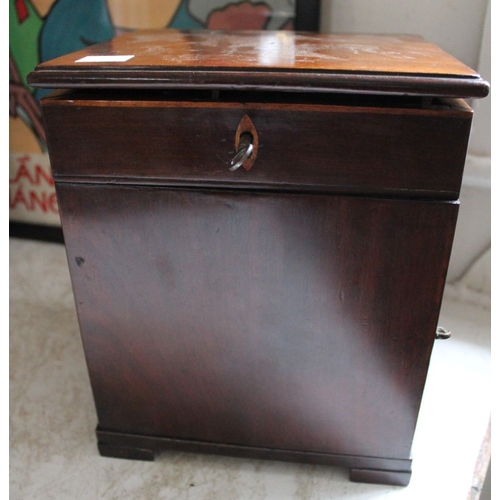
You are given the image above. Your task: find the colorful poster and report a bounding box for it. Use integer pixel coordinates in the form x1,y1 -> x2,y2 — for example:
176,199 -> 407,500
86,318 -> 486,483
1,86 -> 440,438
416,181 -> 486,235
9,0 -> 296,228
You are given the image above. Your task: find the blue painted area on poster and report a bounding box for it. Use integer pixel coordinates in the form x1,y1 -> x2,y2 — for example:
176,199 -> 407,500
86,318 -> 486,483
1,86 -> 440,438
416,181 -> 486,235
169,1 -> 204,29
36,0 -> 114,98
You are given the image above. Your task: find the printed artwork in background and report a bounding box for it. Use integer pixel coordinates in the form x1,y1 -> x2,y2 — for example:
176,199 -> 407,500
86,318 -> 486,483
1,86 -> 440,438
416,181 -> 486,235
9,0 -> 296,227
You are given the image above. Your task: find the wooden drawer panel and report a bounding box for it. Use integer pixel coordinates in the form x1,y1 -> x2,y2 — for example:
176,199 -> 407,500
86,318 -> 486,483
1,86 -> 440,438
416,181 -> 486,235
43,97 -> 472,198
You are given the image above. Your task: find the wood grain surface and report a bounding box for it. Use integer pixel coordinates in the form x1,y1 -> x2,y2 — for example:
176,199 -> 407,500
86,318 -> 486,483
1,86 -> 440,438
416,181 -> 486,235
42,93 -> 472,198
56,184 -> 457,462
28,30 -> 489,98
36,30 -> 481,485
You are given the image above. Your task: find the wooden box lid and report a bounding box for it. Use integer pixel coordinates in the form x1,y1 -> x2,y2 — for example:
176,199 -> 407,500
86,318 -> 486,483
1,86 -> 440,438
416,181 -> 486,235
28,30 -> 489,98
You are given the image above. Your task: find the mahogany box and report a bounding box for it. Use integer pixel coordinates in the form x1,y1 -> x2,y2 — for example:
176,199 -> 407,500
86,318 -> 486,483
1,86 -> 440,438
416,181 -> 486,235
28,30 -> 489,486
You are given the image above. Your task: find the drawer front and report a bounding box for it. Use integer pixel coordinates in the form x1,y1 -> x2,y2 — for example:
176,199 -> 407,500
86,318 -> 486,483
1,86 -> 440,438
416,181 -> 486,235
43,99 -> 471,198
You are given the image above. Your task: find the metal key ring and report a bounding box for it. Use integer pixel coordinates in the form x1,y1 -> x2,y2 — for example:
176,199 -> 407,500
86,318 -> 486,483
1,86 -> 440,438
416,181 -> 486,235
229,142 -> 253,171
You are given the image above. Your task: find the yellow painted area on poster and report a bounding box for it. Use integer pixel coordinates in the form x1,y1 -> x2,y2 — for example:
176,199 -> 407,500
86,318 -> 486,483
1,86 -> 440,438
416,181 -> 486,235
30,0 -> 57,18
10,117 -> 44,154
107,0 -> 182,29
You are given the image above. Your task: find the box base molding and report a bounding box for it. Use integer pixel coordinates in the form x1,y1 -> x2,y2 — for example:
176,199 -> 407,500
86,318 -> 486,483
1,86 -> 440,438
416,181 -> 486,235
96,427 -> 412,486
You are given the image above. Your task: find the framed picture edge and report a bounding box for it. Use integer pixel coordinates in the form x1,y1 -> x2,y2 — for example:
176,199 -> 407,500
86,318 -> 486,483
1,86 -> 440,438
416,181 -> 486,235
295,0 -> 321,32
10,222 -> 64,244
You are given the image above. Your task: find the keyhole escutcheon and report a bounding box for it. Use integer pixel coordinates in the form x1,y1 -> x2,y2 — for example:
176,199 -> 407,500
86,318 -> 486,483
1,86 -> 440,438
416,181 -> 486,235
230,114 -> 258,172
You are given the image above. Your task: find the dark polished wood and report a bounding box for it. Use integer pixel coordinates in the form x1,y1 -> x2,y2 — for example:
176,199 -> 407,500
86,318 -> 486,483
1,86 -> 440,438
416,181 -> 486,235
28,30 -> 489,98
96,428 -> 413,486
42,93 -> 472,199
56,184 -> 457,460
32,30 -> 488,486
350,468 -> 412,487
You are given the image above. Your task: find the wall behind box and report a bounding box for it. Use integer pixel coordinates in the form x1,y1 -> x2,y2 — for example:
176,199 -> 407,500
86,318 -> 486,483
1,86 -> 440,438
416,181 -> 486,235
320,0 -> 491,296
